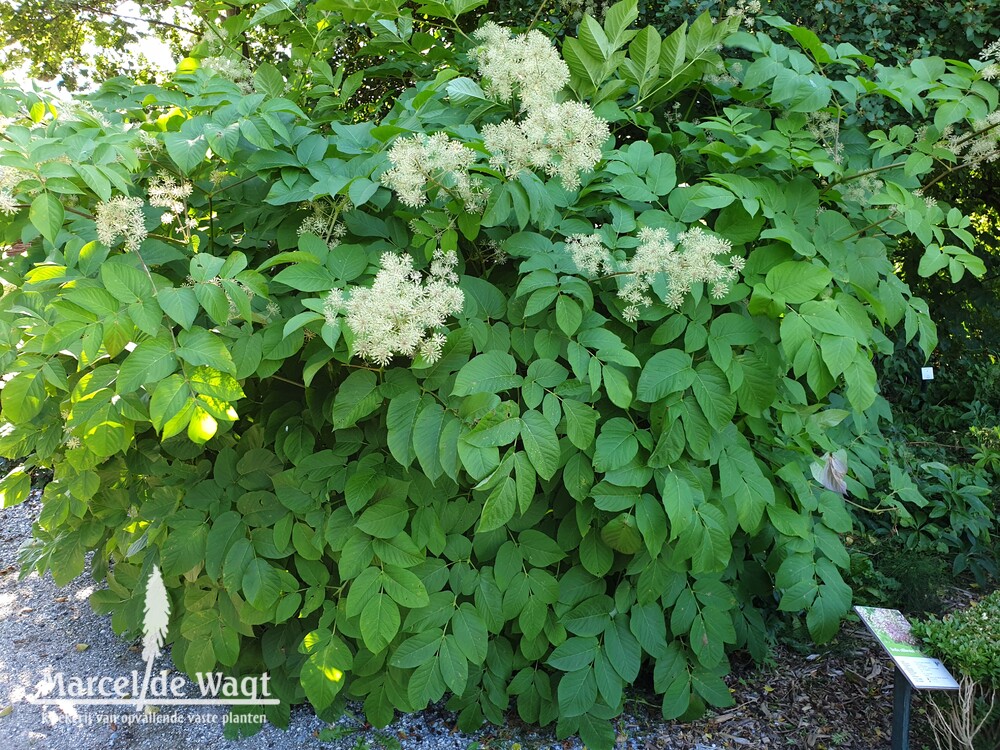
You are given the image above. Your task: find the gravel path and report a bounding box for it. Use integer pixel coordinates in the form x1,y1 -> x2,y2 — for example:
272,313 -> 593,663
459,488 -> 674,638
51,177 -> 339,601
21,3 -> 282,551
2,494 -> 719,750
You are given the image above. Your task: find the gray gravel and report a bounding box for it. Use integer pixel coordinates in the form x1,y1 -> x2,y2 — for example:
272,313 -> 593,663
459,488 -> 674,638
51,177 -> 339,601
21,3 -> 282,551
1,493 -> 703,750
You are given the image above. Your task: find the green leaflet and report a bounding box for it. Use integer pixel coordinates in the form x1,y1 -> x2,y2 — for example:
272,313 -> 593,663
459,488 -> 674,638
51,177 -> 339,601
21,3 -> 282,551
520,409 -> 560,479
636,349 -> 694,403
453,351 -> 523,395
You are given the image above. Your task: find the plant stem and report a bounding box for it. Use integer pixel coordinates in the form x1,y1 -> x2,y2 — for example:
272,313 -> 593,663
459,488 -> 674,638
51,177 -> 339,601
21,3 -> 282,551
67,2 -> 199,33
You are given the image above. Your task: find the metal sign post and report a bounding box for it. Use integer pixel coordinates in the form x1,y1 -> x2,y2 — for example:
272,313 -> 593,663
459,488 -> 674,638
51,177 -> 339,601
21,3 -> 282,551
854,607 -> 959,750
891,666 -> 913,750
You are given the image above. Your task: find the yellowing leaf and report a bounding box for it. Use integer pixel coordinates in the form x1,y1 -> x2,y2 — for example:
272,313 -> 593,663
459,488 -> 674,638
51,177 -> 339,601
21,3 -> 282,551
187,407 -> 218,444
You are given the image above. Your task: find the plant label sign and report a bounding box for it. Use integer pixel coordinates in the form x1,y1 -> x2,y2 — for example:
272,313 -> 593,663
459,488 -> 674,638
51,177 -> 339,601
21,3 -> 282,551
854,606 -> 959,690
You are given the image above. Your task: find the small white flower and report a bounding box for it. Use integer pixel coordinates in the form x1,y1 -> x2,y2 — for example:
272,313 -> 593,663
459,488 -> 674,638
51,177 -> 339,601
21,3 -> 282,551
419,332 -> 447,364
615,226 -> 742,315
322,289 -> 344,326
298,200 -> 348,250
0,191 -> 18,216
0,166 -> 27,216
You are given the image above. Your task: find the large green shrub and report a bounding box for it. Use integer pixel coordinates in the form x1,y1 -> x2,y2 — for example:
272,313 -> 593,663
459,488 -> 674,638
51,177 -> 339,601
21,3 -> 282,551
0,1 -> 996,746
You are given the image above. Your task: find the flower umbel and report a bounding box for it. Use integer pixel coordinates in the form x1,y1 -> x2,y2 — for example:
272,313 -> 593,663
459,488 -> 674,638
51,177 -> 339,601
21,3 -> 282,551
566,233 -> 614,276
725,0 -> 762,30
482,101 -> 610,191
934,109 -> 1000,167
298,200 -> 348,251
148,171 -> 193,223
472,22 -> 609,190
381,133 -> 487,211
980,39 -> 1000,79
623,227 -> 742,318
202,56 -> 254,94
566,226 -> 744,320
333,251 -> 464,366
95,195 -> 147,251
471,23 -> 570,109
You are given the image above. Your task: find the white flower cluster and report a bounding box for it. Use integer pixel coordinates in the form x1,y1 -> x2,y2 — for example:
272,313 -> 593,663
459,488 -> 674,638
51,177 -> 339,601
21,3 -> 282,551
298,201 -> 347,251
567,227 -> 744,320
725,0 -> 762,30
936,109 -> 1000,167
483,239 -> 509,266
0,166 -> 27,216
980,40 -> 1000,80
95,195 -> 147,251
842,173 -> 884,205
148,171 -> 193,225
623,227 -> 742,317
806,112 -> 844,165
471,23 -> 569,109
381,133 -> 487,211
61,99 -> 111,128
328,250 -> 464,366
225,280 -> 257,321
134,128 -> 161,154
705,62 -> 740,88
482,101 -> 610,191
566,233 -> 614,276
202,56 -> 254,94
473,23 -> 610,191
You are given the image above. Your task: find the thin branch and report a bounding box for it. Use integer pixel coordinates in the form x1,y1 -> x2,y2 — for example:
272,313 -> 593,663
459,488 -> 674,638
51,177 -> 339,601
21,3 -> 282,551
66,2 -> 199,34
147,232 -> 186,246
64,205 -> 95,219
527,0 -> 551,31
272,374 -> 306,389
823,159 -> 906,192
